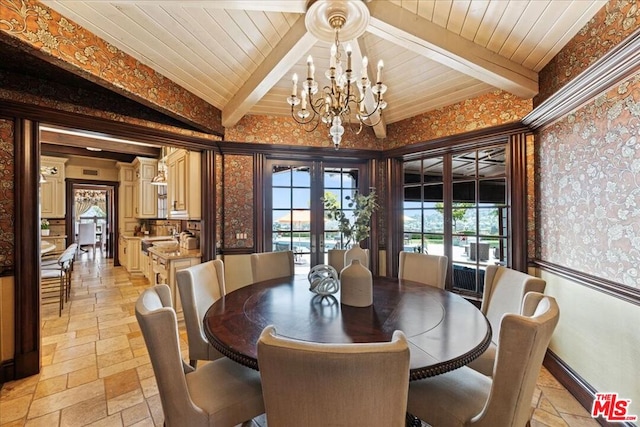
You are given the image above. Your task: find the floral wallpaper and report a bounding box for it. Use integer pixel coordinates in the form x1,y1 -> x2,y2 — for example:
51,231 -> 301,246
537,70 -> 640,287
536,0 -> 640,106
0,0 -> 222,134
385,90 -> 532,148
225,114 -> 382,150
222,155 -> 254,248
215,152 -> 223,251
0,119 -> 14,275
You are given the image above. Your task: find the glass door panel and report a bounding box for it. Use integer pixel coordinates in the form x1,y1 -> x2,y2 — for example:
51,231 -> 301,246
267,161 -> 365,276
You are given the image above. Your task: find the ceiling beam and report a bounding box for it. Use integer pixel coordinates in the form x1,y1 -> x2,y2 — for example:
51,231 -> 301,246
40,129 -> 160,158
366,1 -> 539,99
222,17 -> 317,128
75,0 -> 307,13
349,39 -> 387,139
41,143 -> 138,163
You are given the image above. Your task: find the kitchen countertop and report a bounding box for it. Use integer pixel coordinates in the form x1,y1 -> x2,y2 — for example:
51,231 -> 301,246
41,234 -> 67,239
148,246 -> 201,260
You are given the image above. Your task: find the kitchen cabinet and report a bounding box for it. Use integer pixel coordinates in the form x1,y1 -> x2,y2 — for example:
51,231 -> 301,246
133,157 -> 158,219
119,235 -> 141,274
40,156 -> 68,219
149,247 -> 201,314
117,163 -> 137,234
167,149 -> 201,220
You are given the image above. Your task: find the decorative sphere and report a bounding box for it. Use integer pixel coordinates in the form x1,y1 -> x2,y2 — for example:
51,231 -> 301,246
308,264 -> 340,296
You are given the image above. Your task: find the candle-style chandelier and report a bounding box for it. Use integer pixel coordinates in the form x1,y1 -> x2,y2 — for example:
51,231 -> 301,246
287,0 -> 387,149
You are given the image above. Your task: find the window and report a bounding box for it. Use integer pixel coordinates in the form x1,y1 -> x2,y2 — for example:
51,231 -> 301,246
403,146 -> 509,296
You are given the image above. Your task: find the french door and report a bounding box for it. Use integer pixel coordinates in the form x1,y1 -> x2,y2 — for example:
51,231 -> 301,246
265,159 -> 367,275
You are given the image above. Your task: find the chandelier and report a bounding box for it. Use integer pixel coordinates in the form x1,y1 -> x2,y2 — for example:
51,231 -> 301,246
287,0 -> 387,149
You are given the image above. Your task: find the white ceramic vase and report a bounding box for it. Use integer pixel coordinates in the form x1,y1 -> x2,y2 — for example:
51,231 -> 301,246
340,259 -> 373,307
41,229 -> 50,236
344,243 -> 369,270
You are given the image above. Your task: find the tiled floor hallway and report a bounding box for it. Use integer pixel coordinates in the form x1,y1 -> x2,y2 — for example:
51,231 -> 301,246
0,254 -> 598,426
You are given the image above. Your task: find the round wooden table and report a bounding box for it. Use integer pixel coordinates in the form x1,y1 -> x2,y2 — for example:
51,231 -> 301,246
204,276 -> 491,381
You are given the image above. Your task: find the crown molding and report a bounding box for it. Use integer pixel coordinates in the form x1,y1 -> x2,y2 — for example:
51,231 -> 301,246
523,27 -> 640,130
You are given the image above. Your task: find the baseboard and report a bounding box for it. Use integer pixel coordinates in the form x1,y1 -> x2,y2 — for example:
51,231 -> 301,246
544,350 -> 637,427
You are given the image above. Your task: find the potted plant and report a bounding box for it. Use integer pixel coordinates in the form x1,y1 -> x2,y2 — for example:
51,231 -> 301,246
323,188 -> 378,248
323,189 -> 378,270
41,218 -> 50,236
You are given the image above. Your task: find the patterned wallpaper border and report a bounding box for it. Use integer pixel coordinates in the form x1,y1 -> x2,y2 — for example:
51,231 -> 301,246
0,0 -> 223,133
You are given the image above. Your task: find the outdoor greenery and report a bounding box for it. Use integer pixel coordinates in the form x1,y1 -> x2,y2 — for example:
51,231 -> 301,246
323,189 -> 378,247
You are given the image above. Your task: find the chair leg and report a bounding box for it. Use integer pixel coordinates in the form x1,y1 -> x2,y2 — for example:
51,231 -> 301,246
58,274 -> 64,316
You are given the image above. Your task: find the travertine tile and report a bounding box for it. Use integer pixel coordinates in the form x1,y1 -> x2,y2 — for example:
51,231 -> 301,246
539,386 -> 589,416
97,347 -> 134,369
98,356 -> 150,378
52,342 -> 96,364
27,379 -> 104,419
33,374 -> 68,399
59,395 -> 108,427
559,413 -> 600,426
96,335 -> 131,356
104,369 -> 140,401
0,374 -> 39,400
24,411 -> 61,427
85,414 -> 123,427
139,376 -> 158,399
532,407 -> 569,426
120,402 -> 151,426
107,389 -> 145,415
39,354 -> 96,381
67,365 -> 99,388
0,395 -> 32,424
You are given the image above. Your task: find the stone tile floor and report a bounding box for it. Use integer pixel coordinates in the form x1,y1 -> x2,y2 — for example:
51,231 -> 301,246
0,254 -> 599,426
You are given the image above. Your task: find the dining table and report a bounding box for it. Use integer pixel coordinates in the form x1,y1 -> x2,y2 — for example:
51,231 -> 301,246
203,275 -> 492,381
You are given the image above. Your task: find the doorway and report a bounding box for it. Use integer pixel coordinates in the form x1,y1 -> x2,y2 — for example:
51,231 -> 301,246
68,182 -> 117,259
265,159 -> 367,275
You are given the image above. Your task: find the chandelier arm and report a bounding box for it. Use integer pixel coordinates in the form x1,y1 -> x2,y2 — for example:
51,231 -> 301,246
290,105 -> 316,126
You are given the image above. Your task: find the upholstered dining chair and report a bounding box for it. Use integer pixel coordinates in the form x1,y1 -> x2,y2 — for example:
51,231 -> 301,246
467,265 -> 546,376
257,325 -> 410,427
407,292 -> 560,427
135,285 -> 264,427
77,222 -> 97,257
250,251 -> 294,283
176,260 -> 226,368
398,251 -> 448,289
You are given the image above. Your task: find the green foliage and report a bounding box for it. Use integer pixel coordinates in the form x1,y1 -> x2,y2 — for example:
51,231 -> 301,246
322,189 -> 378,247
41,219 -> 50,230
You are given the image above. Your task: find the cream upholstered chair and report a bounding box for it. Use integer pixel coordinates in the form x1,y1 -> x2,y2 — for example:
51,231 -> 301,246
257,325 -> 410,427
41,243 -> 78,316
467,265 -> 546,376
77,222 -> 97,257
135,285 -> 264,427
407,292 -> 560,427
398,251 -> 448,289
250,251 -> 294,282
176,260 -> 226,368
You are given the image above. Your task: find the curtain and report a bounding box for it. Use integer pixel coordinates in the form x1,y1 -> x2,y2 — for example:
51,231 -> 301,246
75,199 -> 94,219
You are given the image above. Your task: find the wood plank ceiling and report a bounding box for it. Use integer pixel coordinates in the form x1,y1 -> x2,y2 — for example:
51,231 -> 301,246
41,0 -> 606,140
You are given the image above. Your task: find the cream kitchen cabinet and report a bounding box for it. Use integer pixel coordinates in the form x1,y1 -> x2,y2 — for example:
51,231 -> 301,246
133,157 -> 158,219
119,235 -> 141,274
167,149 -> 201,220
117,163 -> 137,234
149,247 -> 201,314
40,156 -> 67,218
